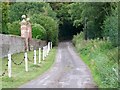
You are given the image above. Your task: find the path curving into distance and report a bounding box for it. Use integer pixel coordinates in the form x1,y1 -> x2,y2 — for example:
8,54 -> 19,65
19,41 -> 96,88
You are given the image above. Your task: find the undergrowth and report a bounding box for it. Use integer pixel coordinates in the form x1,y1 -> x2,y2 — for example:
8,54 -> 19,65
73,32 -> 118,88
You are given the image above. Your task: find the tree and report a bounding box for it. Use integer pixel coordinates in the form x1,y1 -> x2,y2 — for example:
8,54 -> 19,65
102,5 -> 118,46
8,2 -> 57,23
69,2 -> 112,39
7,21 -> 20,35
0,3 -> 2,33
2,2 -> 9,34
31,14 -> 58,45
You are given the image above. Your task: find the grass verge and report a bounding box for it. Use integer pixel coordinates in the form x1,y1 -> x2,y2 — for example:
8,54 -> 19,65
72,32 -> 118,88
1,48 -> 57,88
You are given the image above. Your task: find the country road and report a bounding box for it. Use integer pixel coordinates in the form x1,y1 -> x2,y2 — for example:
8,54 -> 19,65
20,41 -> 96,88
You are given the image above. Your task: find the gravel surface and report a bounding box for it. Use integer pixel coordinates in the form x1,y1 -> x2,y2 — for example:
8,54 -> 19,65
19,41 -> 96,88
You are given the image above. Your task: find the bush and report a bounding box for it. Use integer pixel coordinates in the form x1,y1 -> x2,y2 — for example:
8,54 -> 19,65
7,21 -> 20,35
31,14 -> 58,45
32,23 -> 46,40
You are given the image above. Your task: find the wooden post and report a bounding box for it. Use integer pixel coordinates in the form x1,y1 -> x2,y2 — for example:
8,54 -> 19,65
39,48 -> 41,63
25,52 -> 28,72
8,54 -> 11,78
34,50 -> 36,64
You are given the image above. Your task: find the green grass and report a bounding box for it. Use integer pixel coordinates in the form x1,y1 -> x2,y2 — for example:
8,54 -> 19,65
0,58 -> 2,90
1,48 -> 57,88
73,32 -> 118,88
79,48 -> 118,88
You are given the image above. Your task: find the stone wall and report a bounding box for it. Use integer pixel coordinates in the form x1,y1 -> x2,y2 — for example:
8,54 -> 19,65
0,34 -> 46,58
29,39 -> 46,50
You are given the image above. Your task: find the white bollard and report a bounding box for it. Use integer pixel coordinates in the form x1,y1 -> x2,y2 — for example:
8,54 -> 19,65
45,46 -> 47,57
51,42 -> 52,49
44,46 -> 46,57
8,54 -> 12,78
34,50 -> 37,64
46,45 -> 48,56
48,42 -> 50,54
25,52 -> 28,72
42,47 -> 45,60
49,42 -> 50,52
39,48 -> 41,63
47,43 -> 49,55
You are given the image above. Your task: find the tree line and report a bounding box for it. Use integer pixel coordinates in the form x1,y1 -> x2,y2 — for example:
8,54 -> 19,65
49,2 -> 118,46
0,2 -> 59,45
0,2 -> 118,46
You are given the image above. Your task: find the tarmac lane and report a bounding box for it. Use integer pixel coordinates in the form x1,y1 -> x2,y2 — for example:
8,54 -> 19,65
19,41 -> 96,88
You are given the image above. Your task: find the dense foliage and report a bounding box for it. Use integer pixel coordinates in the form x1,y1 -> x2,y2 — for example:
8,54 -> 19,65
31,14 -> 58,45
102,6 -> 118,46
70,3 -> 107,38
1,2 -> 9,34
49,2 -> 118,44
8,2 -> 57,23
1,2 -> 58,45
71,2 -> 118,88
32,23 -> 46,40
0,3 -> 2,33
2,2 -> 118,46
7,21 -> 20,35
73,32 -> 118,88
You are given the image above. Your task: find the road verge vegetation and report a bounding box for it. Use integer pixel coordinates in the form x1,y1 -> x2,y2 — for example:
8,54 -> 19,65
72,32 -> 118,88
1,48 -> 57,88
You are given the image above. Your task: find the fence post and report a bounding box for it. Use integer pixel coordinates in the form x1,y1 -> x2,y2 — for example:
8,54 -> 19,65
25,52 -> 28,72
44,46 -> 46,57
51,42 -> 52,49
45,46 -> 47,57
34,50 -> 37,64
49,42 -> 50,51
8,54 -> 12,78
43,47 -> 45,60
47,42 -> 50,54
39,48 -> 41,63
47,43 -> 49,55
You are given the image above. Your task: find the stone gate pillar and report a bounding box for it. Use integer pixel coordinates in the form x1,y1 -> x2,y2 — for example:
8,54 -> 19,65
20,15 -> 28,51
20,15 -> 32,51
26,18 -> 32,51
20,15 -> 27,38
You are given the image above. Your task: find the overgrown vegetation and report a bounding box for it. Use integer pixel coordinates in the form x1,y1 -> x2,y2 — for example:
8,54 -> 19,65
102,5 -> 118,46
73,32 -> 118,88
72,2 -> 118,88
1,48 -> 57,88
